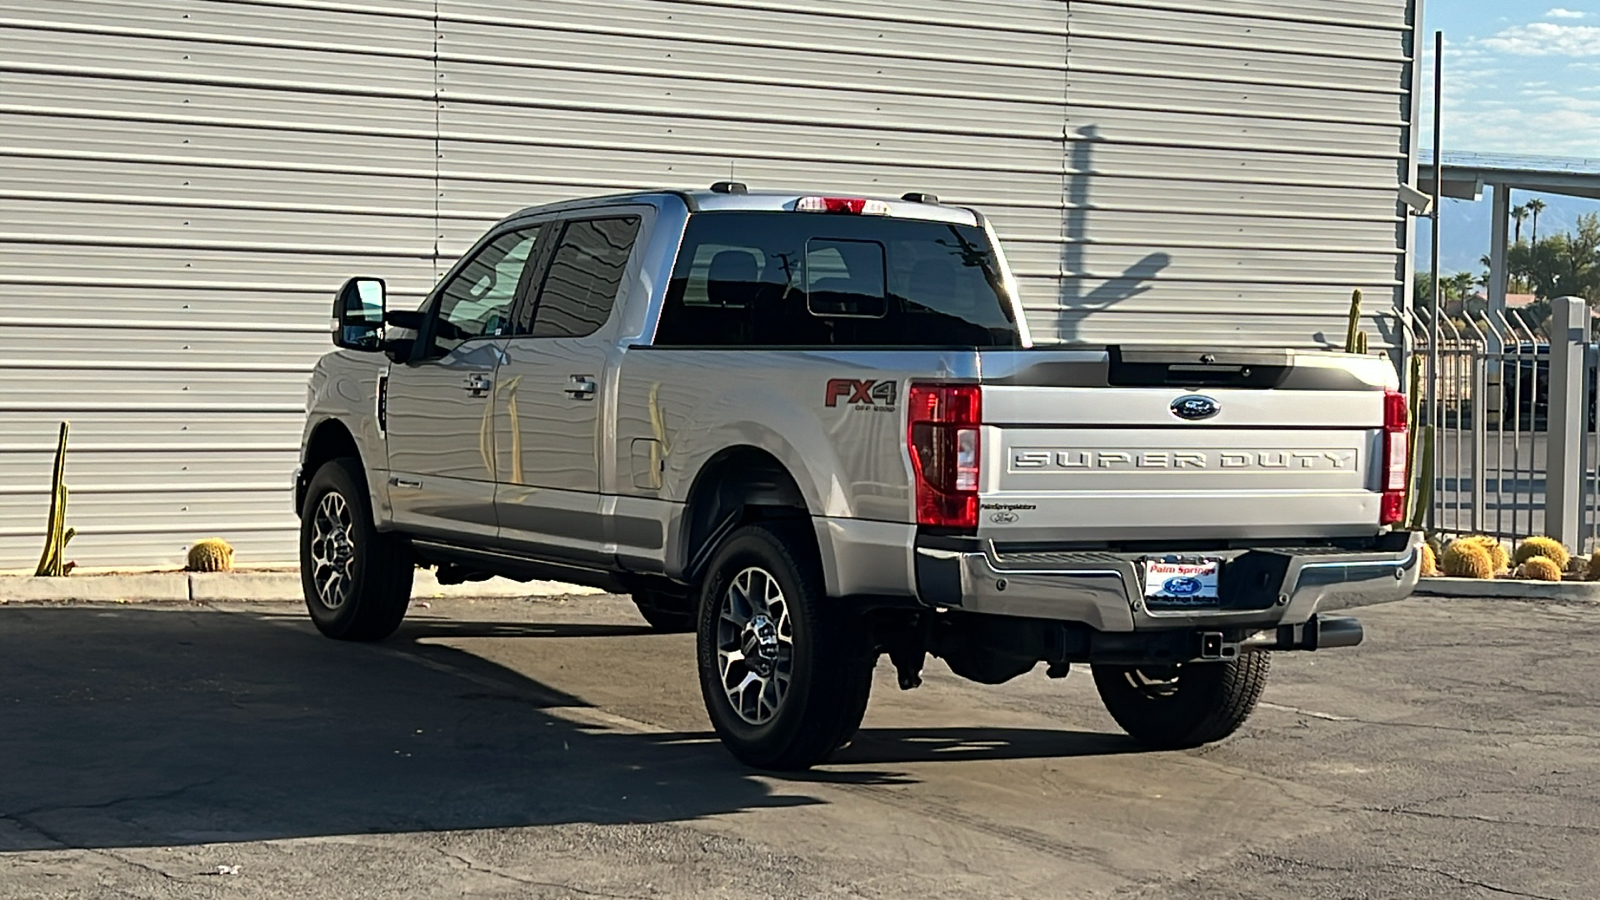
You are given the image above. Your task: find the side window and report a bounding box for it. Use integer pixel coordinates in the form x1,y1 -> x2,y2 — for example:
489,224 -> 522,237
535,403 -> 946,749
526,216 -> 641,338
433,226 -> 541,355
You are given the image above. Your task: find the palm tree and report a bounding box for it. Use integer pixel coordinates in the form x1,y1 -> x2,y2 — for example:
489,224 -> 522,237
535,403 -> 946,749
1445,271 -> 1477,301
1511,205 -> 1529,244
1527,198 -> 1547,245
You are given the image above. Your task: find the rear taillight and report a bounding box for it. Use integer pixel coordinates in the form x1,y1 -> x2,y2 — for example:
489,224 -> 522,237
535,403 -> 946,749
1380,390 -> 1408,526
908,383 -> 982,530
795,196 -> 890,215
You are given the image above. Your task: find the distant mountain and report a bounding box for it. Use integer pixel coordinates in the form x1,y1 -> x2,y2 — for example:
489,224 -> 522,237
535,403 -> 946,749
1414,192 -> 1600,275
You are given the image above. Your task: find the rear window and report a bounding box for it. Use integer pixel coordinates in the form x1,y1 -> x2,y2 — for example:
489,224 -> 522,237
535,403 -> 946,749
653,212 -> 1019,348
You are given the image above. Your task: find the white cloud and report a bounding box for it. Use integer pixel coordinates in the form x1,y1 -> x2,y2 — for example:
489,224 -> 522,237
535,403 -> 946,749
1423,15 -> 1600,155
1480,22 -> 1600,56
1429,86 -> 1600,157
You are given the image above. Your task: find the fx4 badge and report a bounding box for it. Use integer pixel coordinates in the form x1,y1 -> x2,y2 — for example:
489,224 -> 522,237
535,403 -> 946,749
825,378 -> 897,411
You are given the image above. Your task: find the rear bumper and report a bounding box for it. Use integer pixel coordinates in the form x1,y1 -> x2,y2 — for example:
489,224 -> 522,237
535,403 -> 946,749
913,531 -> 1422,633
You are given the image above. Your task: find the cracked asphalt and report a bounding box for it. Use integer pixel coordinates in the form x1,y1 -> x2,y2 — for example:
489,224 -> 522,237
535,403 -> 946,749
1,594 -> 1595,899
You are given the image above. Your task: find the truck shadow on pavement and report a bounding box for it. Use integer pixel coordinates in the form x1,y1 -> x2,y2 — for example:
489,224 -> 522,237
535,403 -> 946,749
0,604 -> 1134,853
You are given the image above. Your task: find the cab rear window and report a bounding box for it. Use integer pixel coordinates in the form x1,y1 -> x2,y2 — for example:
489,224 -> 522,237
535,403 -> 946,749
654,212 -> 1019,348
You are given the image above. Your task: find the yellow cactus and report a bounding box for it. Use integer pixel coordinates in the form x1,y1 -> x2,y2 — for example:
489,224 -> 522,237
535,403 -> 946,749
1419,542 -> 1439,577
34,422 -> 76,577
186,538 -> 235,573
1513,536 -> 1570,572
1440,541 -> 1495,579
1344,289 -> 1363,353
1520,556 -> 1564,582
1456,535 -> 1510,572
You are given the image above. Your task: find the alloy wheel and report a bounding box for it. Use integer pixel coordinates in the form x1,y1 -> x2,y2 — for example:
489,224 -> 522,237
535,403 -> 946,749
309,491 -> 357,610
715,566 -> 794,725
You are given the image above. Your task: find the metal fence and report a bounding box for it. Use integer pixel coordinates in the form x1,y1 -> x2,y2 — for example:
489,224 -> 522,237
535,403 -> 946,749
1412,296 -> 1599,554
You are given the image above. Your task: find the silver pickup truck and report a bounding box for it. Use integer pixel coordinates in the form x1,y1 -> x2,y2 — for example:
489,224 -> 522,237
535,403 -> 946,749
296,184 -> 1422,770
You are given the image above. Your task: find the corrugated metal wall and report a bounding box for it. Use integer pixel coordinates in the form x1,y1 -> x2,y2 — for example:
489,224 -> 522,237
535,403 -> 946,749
0,0 -> 1416,569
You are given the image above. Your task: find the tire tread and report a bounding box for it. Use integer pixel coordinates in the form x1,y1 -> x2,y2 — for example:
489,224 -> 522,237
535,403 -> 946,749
301,457 -> 413,642
1093,651 -> 1270,749
697,522 -> 874,771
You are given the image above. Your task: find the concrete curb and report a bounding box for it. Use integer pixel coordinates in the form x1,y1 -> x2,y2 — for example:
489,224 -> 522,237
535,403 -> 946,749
1414,576 -> 1600,602
0,570 -> 601,603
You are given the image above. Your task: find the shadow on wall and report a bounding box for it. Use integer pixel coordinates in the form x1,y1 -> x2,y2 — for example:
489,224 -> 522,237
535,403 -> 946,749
0,604 -> 1140,852
1058,125 -> 1171,345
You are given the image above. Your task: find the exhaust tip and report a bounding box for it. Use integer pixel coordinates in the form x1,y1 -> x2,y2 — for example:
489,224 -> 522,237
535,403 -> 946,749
1314,616 -> 1364,649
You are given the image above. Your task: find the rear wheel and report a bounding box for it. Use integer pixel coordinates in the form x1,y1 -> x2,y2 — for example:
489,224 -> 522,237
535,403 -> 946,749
1093,652 -> 1270,749
300,457 -> 413,641
696,523 -> 876,770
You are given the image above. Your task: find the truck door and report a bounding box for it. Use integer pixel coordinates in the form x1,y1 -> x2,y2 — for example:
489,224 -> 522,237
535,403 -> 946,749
494,214 -> 644,565
384,226 -> 543,541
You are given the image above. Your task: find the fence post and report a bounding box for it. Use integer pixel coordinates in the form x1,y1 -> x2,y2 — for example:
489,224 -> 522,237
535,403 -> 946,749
1546,296 -> 1587,549
1472,347 -> 1487,531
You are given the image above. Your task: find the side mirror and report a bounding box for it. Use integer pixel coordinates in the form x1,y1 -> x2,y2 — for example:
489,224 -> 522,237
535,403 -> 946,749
332,277 -> 386,351
381,308 -> 428,364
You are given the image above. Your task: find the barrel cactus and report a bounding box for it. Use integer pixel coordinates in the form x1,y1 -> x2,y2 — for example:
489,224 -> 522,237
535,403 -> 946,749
1519,556 -> 1564,582
1456,535 -> 1510,572
1513,536 -> 1569,572
1440,540 -> 1494,579
1419,542 -> 1439,577
186,538 -> 235,573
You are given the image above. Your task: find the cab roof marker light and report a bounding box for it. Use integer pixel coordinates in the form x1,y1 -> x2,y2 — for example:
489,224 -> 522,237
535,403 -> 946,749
795,197 -> 890,216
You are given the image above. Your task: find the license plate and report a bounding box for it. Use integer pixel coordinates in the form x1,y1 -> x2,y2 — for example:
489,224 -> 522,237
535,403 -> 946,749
1143,559 -> 1221,601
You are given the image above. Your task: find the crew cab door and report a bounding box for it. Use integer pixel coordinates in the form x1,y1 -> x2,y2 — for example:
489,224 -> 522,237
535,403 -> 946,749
384,225 -> 544,541
494,214 -> 643,564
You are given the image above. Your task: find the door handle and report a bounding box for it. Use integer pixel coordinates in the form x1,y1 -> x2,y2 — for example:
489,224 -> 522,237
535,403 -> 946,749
564,375 -> 597,400
463,373 -> 492,397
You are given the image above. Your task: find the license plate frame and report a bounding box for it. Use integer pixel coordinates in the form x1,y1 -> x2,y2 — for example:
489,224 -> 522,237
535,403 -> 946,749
1142,558 -> 1222,603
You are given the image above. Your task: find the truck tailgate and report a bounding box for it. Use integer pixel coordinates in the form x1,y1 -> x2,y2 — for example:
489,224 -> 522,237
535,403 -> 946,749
977,381 -> 1388,543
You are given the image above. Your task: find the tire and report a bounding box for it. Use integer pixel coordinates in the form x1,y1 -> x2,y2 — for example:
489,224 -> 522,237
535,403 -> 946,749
1092,652 -> 1270,749
696,522 -> 876,771
632,591 -> 695,634
300,457 -> 414,641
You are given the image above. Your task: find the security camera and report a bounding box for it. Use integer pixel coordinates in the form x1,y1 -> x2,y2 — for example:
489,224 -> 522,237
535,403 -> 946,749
1398,182 -> 1434,216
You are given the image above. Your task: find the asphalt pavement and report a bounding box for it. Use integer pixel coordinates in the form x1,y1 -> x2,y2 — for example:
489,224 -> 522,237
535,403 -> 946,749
1,593 -> 1596,899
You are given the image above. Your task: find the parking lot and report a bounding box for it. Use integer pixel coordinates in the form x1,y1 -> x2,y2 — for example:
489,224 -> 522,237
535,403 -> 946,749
2,593 -> 1596,900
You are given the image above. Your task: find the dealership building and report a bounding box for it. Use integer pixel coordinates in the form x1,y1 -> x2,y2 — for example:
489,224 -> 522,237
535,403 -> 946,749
0,0 -> 1422,569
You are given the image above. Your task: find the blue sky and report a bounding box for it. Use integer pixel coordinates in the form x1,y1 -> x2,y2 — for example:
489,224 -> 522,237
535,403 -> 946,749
1414,2 -> 1600,272
1420,1 -> 1600,155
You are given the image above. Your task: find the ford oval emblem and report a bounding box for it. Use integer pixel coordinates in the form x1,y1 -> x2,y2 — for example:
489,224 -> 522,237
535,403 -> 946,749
1163,576 -> 1205,597
1171,394 -> 1221,421
990,511 -> 1019,524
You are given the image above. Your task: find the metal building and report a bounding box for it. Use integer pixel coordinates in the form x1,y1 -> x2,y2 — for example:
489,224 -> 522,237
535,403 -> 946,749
0,0 -> 1421,569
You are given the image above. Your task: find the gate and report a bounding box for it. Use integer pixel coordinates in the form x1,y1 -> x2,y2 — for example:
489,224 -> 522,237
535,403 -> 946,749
1413,296 -> 1598,554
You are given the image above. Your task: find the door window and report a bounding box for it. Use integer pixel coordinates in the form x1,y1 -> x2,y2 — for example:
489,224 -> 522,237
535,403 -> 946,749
522,217 -> 641,338
432,226 -> 543,354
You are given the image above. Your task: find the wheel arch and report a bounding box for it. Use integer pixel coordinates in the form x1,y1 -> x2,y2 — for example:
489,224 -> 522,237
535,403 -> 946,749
297,418 -> 366,517
675,445 -> 814,586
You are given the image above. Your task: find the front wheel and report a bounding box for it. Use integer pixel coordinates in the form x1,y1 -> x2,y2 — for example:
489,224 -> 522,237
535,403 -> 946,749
1093,652 -> 1270,749
696,523 -> 876,771
300,457 -> 413,641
